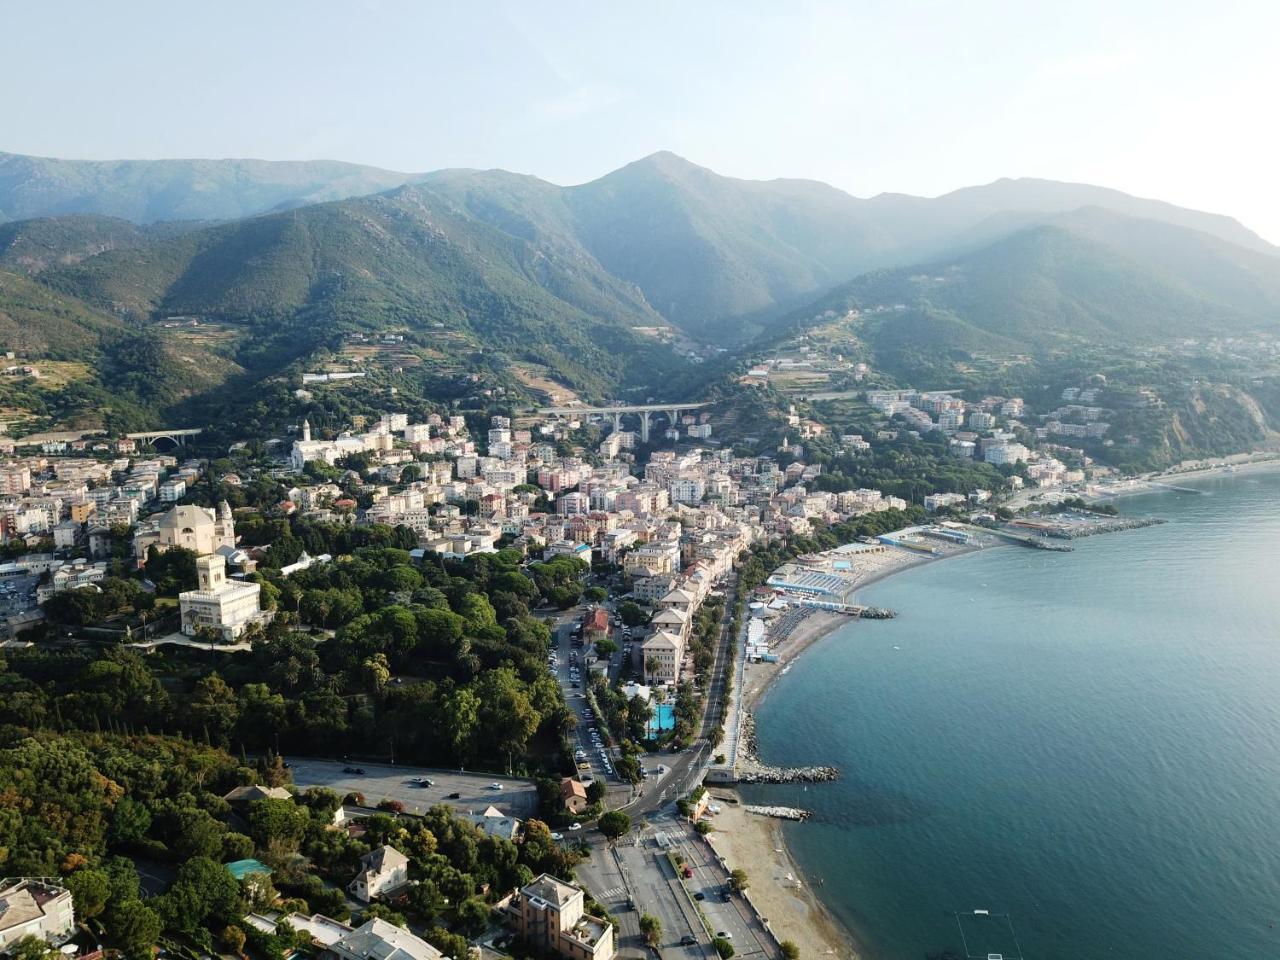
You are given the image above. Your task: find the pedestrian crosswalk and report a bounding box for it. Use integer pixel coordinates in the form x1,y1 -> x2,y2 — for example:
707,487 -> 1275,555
598,884 -> 625,899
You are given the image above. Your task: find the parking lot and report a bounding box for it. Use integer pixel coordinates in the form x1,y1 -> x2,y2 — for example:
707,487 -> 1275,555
288,758 -> 538,818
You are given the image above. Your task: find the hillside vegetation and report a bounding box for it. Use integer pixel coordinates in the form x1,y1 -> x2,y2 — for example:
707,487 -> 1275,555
5,149 -> 1278,342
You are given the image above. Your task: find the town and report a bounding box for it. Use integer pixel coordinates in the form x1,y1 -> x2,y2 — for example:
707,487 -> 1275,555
0,382 -> 1271,960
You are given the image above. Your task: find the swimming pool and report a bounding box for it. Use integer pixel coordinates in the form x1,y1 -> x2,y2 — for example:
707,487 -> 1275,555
648,702 -> 676,735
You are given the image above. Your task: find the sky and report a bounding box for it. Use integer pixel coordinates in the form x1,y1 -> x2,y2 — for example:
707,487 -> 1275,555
4,0 -> 1280,240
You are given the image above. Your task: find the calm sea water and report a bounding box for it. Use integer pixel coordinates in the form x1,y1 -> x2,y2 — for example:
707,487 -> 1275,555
747,471 -> 1280,960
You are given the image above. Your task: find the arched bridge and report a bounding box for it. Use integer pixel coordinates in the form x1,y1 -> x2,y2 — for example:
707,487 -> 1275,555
126,428 -> 203,450
536,402 -> 710,442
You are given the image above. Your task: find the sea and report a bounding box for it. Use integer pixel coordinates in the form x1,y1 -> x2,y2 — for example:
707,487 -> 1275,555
746,470 -> 1280,960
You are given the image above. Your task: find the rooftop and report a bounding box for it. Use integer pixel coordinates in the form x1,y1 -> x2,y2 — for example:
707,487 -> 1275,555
522,873 -> 581,908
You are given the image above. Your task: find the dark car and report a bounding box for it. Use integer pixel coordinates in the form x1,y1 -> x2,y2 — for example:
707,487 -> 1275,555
694,892 -> 705,901
354,768 -> 366,775
342,766 -> 357,774
447,791 -> 462,799
680,935 -> 697,946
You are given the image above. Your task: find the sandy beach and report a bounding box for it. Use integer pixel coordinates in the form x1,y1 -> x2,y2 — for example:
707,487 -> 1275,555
705,801 -> 861,959
723,543 -> 990,960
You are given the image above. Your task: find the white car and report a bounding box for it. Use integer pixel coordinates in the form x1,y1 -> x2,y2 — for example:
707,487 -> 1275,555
569,822 -> 582,831
488,782 -> 503,790
551,832 -> 564,841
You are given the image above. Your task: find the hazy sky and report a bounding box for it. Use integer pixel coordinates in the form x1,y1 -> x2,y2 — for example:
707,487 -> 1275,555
5,0 -> 1279,239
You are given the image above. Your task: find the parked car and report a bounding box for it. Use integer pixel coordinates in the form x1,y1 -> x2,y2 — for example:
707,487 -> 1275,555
446,792 -> 462,799
694,892 -> 705,901
551,832 -> 564,841
715,932 -> 733,940
680,935 -> 697,946
569,822 -> 582,831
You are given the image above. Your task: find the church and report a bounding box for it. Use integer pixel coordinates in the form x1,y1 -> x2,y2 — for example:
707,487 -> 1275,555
133,501 -> 237,563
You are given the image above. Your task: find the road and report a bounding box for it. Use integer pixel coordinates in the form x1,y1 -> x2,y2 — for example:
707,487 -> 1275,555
576,833 -> 706,960
651,813 -> 772,960
287,758 -> 538,818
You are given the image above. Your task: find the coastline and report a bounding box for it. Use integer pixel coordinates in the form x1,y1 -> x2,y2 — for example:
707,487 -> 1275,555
712,461 -> 1278,960
721,543 -> 988,960
705,801 -> 864,959
741,542 -> 984,713
1084,453 -> 1280,503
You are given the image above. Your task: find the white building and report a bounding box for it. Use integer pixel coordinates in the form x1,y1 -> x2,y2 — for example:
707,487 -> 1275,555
159,478 -> 187,501
348,845 -> 410,902
179,554 -> 267,640
985,442 -> 1030,466
0,878 -> 75,952
325,918 -> 443,960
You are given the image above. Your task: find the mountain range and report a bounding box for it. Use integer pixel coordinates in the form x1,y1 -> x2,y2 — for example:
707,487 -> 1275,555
1,147 -> 1279,440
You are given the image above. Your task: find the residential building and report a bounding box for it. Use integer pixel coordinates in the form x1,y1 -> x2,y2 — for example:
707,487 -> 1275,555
560,778 -> 589,814
0,878 -> 75,952
348,845 -> 410,902
461,805 -> 522,841
325,918 -> 444,960
508,875 -> 615,960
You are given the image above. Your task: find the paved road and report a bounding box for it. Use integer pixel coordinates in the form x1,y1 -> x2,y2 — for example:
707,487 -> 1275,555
288,758 -> 538,818
577,833 -> 706,960
551,616 -> 633,806
652,814 -> 771,960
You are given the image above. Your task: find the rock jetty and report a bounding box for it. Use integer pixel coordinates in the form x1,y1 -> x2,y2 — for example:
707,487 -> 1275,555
737,765 -> 840,784
1055,515 -> 1165,539
858,606 -> 896,619
744,804 -> 810,821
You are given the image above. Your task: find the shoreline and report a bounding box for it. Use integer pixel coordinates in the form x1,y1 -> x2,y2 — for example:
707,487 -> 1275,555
741,542 -> 985,714
715,463 -> 1276,959
1084,453 -> 1280,504
724,543 -> 989,960
705,800 -> 867,960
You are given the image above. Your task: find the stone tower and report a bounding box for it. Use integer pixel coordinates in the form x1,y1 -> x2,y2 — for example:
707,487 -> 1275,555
196,553 -> 226,592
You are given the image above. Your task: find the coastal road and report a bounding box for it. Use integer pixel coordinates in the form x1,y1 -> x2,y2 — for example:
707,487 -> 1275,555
287,759 -> 537,818
575,831 -> 708,960
653,814 -> 773,960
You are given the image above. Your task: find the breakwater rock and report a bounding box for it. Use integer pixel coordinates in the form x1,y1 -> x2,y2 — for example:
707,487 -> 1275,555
859,606 -> 896,619
744,804 -> 810,821
737,765 -> 840,784
1056,516 -> 1166,539
1028,538 -> 1074,551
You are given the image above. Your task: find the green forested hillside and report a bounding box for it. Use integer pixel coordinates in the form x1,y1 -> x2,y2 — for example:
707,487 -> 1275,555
29,185 -> 692,422
789,224 -> 1274,364
561,152 -> 896,338
9,150 -> 1276,343
0,269 -> 122,356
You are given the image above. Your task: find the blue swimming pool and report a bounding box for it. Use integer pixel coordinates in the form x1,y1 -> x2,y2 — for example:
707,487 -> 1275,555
648,702 -> 676,735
